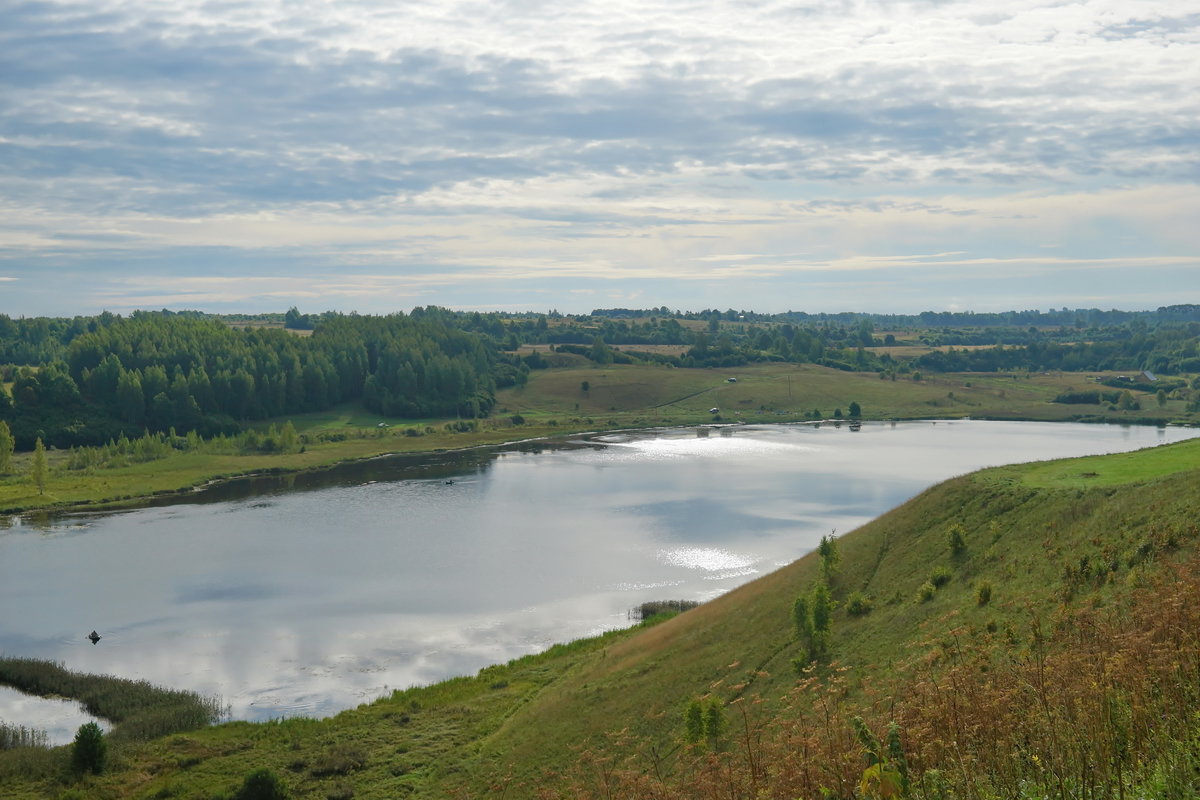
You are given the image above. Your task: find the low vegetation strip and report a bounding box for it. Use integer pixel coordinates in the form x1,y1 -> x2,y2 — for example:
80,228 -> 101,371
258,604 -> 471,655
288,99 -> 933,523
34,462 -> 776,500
0,657 -> 224,743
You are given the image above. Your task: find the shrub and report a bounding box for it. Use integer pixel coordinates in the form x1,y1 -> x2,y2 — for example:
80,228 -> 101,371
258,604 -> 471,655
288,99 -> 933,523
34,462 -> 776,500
684,700 -> 704,743
946,524 -> 967,556
930,565 -> 952,588
703,700 -> 726,743
977,581 -> 993,606
70,722 -> 106,775
235,768 -> 288,800
917,581 -> 936,603
845,592 -> 873,617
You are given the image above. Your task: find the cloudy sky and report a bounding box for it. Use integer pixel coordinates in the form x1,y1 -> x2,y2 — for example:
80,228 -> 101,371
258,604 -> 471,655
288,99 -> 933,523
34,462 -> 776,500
2,0 -> 1199,316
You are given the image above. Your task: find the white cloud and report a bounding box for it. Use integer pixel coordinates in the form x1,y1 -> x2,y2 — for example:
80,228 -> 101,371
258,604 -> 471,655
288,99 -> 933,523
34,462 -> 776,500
1,0 -> 1198,313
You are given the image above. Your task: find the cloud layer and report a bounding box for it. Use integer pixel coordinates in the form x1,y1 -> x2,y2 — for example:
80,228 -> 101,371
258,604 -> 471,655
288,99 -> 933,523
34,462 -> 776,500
2,0 -> 1198,313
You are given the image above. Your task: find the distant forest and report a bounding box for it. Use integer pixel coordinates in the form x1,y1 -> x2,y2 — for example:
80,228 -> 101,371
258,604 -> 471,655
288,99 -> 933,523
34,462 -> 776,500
1,304 -> 1198,449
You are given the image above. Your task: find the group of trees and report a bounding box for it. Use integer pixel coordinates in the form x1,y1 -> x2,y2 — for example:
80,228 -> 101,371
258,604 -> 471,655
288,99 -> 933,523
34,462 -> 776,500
463,307 -> 1200,375
0,311 -> 501,449
913,323 -> 1200,376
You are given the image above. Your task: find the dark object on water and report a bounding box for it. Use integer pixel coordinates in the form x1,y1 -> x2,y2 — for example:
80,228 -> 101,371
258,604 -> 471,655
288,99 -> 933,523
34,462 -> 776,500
444,480 -> 454,485
87,630 -> 101,645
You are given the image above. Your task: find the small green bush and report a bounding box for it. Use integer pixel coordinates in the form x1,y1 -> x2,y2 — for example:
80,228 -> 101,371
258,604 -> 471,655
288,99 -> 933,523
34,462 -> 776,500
235,767 -> 288,800
917,581 -> 936,603
947,524 -> 967,556
684,700 -> 704,743
845,592 -> 873,617
977,581 -> 993,606
930,565 -> 952,588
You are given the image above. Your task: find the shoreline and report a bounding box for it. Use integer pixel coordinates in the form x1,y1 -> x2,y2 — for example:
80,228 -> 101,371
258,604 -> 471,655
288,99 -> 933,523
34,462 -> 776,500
5,412 -> 1193,519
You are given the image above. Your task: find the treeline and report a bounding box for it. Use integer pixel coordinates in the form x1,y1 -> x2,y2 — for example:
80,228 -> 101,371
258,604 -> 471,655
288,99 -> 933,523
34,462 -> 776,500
0,311 -> 500,449
590,303 -> 1200,327
2,307 -> 1198,449
451,307 -> 1200,374
913,323 -> 1200,376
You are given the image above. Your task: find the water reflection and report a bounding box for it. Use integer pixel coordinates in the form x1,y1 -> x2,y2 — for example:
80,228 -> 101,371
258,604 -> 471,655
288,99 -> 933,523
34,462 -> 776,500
0,421 -> 1195,727
0,687 -> 109,746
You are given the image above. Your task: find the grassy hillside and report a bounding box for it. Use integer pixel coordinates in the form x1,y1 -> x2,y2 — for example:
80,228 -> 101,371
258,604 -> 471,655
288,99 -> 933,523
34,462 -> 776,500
467,437 -> 1200,794
2,440 -> 1198,798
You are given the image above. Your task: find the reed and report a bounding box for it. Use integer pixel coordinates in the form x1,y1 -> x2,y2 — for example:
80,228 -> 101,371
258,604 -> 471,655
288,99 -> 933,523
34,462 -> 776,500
0,657 -> 225,743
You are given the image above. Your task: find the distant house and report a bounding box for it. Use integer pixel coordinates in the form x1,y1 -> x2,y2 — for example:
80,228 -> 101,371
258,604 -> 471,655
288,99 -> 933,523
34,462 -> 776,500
1142,371 -> 1158,382
726,377 -> 737,383
709,407 -> 720,414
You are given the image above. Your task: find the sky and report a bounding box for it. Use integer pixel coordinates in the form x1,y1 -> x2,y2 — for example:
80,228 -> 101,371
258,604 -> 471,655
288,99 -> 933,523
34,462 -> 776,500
2,0 -> 1199,317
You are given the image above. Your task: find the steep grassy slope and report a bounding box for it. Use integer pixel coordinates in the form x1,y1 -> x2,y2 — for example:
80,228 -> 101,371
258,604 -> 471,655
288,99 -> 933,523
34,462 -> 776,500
459,438 -> 1200,794
2,439 -> 1197,798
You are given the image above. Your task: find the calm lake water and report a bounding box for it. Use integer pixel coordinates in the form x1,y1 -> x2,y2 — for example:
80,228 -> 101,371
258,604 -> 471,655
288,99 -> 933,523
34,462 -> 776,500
1,420 -> 1196,741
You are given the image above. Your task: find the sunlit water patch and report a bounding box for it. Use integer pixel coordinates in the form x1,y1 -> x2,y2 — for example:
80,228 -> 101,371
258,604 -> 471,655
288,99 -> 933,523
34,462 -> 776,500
657,546 -> 757,573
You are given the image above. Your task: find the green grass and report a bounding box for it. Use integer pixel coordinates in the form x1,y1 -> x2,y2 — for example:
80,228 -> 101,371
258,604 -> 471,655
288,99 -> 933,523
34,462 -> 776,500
3,439 -> 1197,798
987,435 -> 1200,488
500,362 -> 1192,425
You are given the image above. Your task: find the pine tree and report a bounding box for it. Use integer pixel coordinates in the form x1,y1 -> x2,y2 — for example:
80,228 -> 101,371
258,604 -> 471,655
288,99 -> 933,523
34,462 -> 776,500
71,721 -> 106,774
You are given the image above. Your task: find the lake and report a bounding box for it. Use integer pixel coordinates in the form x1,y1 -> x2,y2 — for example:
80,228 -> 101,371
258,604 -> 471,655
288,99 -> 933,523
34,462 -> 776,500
1,420 -> 1195,741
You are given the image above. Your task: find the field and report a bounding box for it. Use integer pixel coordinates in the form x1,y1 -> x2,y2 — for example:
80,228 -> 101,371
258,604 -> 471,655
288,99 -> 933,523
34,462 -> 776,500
497,361 -> 1190,424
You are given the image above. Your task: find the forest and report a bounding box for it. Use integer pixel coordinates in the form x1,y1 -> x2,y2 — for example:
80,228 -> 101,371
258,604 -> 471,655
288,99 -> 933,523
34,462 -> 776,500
1,305 -> 1199,449
0,310 -> 497,449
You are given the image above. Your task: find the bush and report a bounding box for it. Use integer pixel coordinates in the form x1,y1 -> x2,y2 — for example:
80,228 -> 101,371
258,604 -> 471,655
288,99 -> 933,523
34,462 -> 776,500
977,581 -> 993,606
70,722 -> 106,775
235,767 -> 288,800
930,565 -> 952,588
917,581 -> 936,603
946,524 -> 967,556
845,592 -> 873,617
